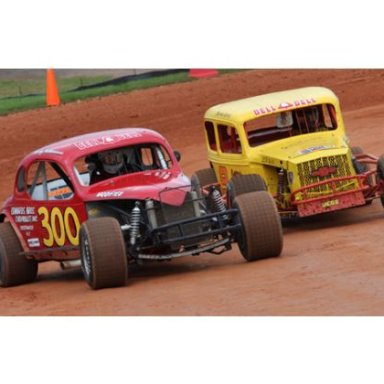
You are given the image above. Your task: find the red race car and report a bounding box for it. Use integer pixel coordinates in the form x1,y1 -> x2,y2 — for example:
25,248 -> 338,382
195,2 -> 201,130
0,128 -> 283,289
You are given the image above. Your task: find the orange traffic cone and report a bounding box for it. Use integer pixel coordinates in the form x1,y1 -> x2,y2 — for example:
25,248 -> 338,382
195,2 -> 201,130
188,69 -> 219,78
46,69 -> 61,106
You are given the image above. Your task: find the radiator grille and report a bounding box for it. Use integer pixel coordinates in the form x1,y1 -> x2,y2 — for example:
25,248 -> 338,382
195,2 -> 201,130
297,155 -> 355,193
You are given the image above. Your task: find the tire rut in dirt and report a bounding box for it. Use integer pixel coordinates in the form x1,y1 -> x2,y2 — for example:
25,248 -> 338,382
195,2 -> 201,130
234,191 -> 283,261
80,217 -> 128,289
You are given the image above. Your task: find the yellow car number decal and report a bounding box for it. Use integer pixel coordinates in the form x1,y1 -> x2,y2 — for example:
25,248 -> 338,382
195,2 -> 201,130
38,206 -> 80,247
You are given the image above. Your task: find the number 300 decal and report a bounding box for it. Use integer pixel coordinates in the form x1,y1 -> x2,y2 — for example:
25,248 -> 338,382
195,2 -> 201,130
38,207 -> 80,247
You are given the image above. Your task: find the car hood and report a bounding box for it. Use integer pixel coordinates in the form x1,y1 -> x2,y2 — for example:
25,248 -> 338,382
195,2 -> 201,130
84,170 -> 192,206
256,132 -> 349,165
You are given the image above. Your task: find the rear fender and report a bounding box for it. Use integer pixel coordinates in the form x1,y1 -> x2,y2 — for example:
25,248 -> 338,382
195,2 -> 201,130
0,211 -> 29,251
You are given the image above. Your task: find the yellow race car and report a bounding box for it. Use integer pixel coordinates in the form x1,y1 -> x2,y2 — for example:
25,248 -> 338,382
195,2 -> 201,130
193,87 -> 384,218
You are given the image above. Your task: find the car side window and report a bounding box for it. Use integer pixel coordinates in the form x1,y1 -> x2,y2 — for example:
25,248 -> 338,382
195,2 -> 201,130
153,145 -> 173,169
139,145 -> 172,170
16,167 -> 26,192
218,125 -> 242,154
204,121 -> 217,151
140,147 -> 156,169
27,161 -> 74,201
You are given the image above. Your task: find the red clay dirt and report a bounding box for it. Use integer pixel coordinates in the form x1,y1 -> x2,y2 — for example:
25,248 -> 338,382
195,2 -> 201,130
1,69 -> 384,315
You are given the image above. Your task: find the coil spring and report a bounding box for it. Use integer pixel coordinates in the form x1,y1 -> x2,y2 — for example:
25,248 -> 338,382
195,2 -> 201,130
211,187 -> 226,213
130,202 -> 141,245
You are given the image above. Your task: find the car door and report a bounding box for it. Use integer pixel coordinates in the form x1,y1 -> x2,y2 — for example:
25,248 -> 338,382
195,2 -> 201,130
12,160 -> 87,252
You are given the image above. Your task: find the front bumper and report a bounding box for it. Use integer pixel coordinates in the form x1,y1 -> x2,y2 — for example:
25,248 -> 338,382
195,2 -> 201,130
136,209 -> 241,259
291,174 -> 371,217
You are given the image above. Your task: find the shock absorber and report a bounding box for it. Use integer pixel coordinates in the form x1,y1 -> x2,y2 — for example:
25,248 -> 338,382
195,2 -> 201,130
130,202 -> 141,246
145,199 -> 158,229
210,186 -> 227,220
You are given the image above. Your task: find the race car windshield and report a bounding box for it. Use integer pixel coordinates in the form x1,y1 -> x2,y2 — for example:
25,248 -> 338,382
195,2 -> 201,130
245,103 -> 338,147
100,151 -> 123,166
73,143 -> 173,186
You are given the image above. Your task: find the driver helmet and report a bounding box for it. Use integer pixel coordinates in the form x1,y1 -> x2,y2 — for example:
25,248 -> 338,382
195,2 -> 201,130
98,150 -> 124,174
276,111 -> 293,128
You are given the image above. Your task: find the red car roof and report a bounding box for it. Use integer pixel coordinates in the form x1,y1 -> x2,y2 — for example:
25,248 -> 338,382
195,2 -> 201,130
20,128 -> 167,166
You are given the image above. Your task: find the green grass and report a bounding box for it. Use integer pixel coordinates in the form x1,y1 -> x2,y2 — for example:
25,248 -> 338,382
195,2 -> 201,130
0,75 -> 112,98
0,72 -> 193,116
0,69 -> 244,116
0,95 -> 46,115
62,72 -> 192,103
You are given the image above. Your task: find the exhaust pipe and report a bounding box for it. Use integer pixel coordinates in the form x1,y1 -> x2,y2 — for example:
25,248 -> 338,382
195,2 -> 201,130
60,260 -> 82,270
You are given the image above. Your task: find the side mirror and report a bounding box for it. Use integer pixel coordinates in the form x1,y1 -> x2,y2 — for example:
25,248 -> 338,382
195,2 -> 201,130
174,150 -> 181,162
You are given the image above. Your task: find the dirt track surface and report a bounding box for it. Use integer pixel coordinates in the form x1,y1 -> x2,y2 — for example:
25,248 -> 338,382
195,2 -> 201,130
1,69 -> 384,316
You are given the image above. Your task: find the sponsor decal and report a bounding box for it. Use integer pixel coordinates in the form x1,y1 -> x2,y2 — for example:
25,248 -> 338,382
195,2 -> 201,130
27,238 -> 41,248
253,98 -> 317,116
261,156 -> 276,165
154,171 -> 171,180
96,191 -> 124,198
20,225 -> 34,231
311,166 -> 338,178
299,145 -> 332,155
292,98 -> 316,107
48,186 -> 73,199
14,216 -> 38,223
279,102 -> 293,109
215,111 -> 231,119
322,199 -> 339,208
74,133 -> 143,150
33,148 -> 63,155
11,206 -> 38,223
279,98 -> 316,109
11,207 -> 35,215
253,105 -> 277,115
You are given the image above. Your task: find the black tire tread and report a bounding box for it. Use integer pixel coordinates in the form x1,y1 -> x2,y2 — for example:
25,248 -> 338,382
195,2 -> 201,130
227,174 -> 267,207
376,155 -> 384,207
191,168 -> 217,188
0,222 -> 38,287
230,174 -> 267,195
191,168 -> 218,199
377,155 -> 384,180
234,191 -> 283,261
80,217 -> 127,289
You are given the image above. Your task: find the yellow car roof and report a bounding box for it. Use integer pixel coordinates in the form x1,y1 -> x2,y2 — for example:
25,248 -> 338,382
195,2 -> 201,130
204,86 -> 339,124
